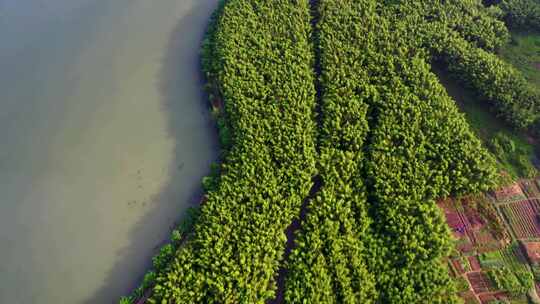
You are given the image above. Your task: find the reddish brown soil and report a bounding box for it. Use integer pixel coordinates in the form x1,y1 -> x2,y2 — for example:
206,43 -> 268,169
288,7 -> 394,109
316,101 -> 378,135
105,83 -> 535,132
452,259 -> 466,274
478,292 -> 508,304
468,256 -> 481,272
494,183 -> 524,202
467,272 -> 494,294
522,241 -> 540,264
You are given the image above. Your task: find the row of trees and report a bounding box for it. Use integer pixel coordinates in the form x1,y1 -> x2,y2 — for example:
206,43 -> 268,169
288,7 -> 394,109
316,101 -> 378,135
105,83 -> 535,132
388,0 -> 510,52
284,1 -> 377,302
284,153 -> 376,303
364,2 -> 496,302
147,0 -> 318,302
364,45 -> 494,303
495,0 -> 540,135
439,35 -> 540,129
386,0 -> 540,131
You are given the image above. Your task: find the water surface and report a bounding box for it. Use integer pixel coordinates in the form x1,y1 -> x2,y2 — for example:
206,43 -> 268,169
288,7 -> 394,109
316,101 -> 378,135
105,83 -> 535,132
0,1 -> 218,302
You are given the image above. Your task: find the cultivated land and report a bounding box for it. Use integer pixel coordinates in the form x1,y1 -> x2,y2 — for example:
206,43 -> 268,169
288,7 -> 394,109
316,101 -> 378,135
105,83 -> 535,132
441,179 -> 540,303
437,22 -> 540,304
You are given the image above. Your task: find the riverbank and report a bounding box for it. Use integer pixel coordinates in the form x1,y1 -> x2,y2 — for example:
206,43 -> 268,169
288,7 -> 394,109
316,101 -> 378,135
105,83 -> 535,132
121,4 -> 226,303
0,1 -> 218,303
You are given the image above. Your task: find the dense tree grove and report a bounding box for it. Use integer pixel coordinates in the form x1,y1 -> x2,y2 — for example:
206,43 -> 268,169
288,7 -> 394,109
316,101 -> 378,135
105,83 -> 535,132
126,0 -> 539,303
147,1 -> 318,302
364,45 -> 490,303
286,0 -> 497,303
284,1 -> 376,302
284,155 -> 376,303
388,0 -> 510,51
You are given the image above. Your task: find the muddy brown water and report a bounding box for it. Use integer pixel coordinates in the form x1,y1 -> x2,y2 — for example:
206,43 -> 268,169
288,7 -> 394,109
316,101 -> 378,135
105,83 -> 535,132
0,0 -> 219,303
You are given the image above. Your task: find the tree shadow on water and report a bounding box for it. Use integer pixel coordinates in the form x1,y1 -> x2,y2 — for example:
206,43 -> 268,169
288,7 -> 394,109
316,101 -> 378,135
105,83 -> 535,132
83,1 -> 219,303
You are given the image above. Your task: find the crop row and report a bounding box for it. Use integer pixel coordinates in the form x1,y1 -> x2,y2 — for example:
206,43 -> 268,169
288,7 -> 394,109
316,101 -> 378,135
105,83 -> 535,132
147,1 -> 318,302
469,256 -> 482,272
501,199 -> 540,239
492,183 -> 526,203
467,271 -> 494,294
484,244 -> 533,297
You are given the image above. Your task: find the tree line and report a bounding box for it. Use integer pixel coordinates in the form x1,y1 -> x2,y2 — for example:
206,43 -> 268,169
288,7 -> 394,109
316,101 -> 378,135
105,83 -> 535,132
147,0 -> 318,302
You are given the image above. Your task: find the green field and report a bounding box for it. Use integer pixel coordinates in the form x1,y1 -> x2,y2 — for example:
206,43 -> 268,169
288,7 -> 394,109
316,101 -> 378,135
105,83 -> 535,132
436,68 -> 538,181
500,31 -> 540,91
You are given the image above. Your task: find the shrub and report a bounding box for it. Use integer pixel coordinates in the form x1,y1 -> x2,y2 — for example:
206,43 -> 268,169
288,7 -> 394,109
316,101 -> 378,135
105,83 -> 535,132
490,132 -> 516,156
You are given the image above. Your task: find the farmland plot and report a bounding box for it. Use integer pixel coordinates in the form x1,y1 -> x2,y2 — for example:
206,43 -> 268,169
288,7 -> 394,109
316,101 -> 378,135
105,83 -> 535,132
440,197 -> 507,252
500,199 -> 540,239
467,272 -> 494,293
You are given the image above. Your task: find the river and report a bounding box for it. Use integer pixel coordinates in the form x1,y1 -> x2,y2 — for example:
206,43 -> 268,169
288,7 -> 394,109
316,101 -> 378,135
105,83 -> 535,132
0,0 -> 218,303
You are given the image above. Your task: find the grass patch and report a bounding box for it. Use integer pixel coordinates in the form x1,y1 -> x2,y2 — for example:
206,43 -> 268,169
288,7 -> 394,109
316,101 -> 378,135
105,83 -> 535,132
435,67 -> 538,181
499,30 -> 540,91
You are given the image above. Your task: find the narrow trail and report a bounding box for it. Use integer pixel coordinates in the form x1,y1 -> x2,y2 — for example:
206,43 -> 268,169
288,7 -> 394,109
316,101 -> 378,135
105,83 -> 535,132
267,1 -> 323,303
267,176 -> 323,304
